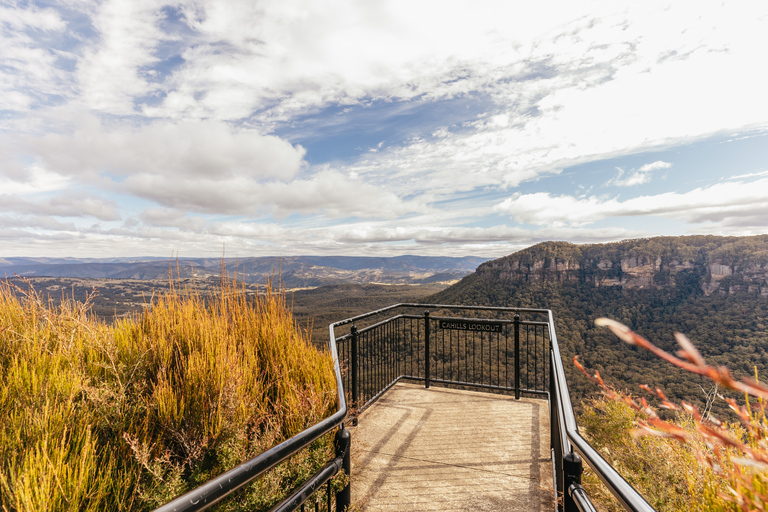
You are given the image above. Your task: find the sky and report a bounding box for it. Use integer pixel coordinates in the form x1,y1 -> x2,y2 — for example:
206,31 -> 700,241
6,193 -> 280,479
1,0 -> 767,259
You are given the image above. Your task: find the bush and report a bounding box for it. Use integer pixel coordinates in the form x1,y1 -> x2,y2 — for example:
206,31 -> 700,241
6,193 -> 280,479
579,318 -> 768,512
0,276 -> 337,511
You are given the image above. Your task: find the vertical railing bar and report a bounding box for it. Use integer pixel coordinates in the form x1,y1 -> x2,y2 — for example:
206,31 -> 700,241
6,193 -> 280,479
386,320 -> 391,387
498,326 -> 502,388
365,329 -> 369,401
383,322 -> 387,391
505,325 -> 509,388
377,326 -> 380,396
440,325 -> 445,381
395,317 -> 400,382
444,325 -> 448,381
351,326 -> 358,416
514,313 -> 520,400
526,324 -> 530,390
390,320 -> 394,385
471,330 -> 476,383
466,329 -> 470,384
366,331 -> 371,402
536,326 -> 539,391
424,311 -> 431,388
480,329 -> 484,385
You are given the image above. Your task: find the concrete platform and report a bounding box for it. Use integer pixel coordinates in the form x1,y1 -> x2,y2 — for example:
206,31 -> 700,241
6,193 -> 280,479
350,382 -> 554,512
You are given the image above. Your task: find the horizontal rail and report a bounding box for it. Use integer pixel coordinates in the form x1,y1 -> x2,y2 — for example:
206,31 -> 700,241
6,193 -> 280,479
331,303 -> 551,329
269,457 -> 342,512
428,378 -> 548,397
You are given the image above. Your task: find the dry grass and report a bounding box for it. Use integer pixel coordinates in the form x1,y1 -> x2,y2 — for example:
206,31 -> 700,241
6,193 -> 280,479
0,274 -> 338,511
580,319 -> 768,512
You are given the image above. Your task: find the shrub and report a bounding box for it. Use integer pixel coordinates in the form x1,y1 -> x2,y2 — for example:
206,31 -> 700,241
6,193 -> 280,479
0,276 -> 337,511
579,318 -> 768,511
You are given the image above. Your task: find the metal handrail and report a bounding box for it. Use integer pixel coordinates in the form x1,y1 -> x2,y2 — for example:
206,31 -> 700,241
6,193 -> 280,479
547,310 -> 656,512
154,302 -> 656,512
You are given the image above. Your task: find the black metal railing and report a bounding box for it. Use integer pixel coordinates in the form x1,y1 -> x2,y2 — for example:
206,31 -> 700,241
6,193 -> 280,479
333,304 -> 657,512
154,302 -> 657,512
547,310 -> 656,512
333,304 -> 551,415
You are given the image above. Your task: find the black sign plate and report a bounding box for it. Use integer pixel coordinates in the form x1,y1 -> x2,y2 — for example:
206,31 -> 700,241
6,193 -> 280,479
438,319 -> 504,333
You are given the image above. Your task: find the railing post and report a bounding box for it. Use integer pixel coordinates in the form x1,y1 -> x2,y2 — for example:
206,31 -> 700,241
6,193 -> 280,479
351,325 -> 358,425
334,427 -> 351,512
514,313 -> 520,400
564,452 -> 583,512
424,310 -> 430,389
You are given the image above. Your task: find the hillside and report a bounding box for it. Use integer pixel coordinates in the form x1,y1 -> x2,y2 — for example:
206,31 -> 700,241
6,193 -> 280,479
428,235 -> 768,415
0,255 -> 488,287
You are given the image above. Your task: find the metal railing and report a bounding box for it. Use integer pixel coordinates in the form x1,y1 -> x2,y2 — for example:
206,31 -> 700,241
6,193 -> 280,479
547,309 -> 656,512
333,304 -> 551,415
154,302 -> 657,512
333,304 -> 657,512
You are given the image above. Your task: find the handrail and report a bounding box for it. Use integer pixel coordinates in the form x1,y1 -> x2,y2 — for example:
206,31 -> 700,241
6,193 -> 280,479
154,302 -> 657,512
547,310 -> 656,512
152,318 -> 349,512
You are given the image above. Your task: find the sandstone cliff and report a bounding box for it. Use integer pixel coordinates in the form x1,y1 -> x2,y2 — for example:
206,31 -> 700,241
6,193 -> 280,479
476,235 -> 768,296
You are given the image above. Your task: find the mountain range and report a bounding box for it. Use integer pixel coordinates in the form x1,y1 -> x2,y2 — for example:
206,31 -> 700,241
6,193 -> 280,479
0,255 -> 489,287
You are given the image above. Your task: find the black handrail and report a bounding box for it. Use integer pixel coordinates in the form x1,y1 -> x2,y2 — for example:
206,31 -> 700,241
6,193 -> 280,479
154,302 -> 657,512
547,310 -> 656,512
334,304 -> 657,512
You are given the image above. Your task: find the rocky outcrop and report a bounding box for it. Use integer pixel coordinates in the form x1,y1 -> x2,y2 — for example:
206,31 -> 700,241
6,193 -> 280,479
478,237 -> 768,296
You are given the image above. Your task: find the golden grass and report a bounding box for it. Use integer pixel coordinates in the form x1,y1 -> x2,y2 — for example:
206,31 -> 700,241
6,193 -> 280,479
0,275 -> 338,511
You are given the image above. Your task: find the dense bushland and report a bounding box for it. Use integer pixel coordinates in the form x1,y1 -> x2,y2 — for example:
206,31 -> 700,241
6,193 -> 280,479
0,277 -> 338,511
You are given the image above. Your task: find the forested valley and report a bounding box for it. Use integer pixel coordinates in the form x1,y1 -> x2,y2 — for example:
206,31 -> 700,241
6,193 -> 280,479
428,234 -> 768,417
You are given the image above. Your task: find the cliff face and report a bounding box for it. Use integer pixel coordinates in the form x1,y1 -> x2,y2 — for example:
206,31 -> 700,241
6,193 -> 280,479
476,236 -> 768,296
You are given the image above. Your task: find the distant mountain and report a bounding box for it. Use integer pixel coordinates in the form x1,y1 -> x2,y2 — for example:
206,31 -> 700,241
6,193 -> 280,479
0,255 -> 489,287
428,235 -> 768,417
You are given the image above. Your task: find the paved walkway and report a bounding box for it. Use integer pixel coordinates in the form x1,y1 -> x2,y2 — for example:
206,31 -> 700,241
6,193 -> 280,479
350,382 -> 553,512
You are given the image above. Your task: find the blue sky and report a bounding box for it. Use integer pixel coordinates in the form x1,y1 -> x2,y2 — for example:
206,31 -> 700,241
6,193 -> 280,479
1,0 -> 767,258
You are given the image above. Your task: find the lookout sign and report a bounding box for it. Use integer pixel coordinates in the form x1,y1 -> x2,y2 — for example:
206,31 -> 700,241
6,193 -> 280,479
438,319 -> 505,333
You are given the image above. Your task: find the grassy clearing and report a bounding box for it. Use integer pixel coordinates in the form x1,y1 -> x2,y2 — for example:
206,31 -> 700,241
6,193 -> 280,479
0,275 -> 338,511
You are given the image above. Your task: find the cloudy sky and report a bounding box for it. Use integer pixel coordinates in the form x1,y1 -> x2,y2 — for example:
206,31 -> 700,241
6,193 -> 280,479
1,0 -> 767,258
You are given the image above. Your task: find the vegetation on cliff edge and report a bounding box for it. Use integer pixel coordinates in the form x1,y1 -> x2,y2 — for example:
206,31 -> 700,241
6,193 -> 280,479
0,277 -> 338,511
580,319 -> 768,511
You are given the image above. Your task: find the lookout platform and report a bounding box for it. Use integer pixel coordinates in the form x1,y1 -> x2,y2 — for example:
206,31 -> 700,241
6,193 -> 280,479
350,382 -> 553,512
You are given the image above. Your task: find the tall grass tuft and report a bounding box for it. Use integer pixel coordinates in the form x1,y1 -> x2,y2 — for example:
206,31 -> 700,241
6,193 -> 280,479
0,275 -> 337,511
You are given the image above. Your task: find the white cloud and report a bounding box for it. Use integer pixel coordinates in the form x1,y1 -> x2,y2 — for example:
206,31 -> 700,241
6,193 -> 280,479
0,193 -> 119,221
0,214 -> 77,232
27,115 -> 305,182
609,160 -> 671,187
125,168 -> 427,218
76,0 -> 172,114
0,4 -> 70,114
495,177 -> 768,228
0,164 -> 71,194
